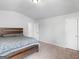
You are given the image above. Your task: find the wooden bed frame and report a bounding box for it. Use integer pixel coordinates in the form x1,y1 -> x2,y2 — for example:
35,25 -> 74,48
0,28 -> 39,59
9,45 -> 38,59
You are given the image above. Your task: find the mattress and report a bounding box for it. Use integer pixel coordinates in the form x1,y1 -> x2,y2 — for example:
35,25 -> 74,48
0,36 -> 39,56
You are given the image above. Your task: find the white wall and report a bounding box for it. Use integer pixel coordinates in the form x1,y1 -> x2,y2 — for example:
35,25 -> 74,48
39,16 -> 65,47
0,10 -> 34,36
39,12 -> 79,49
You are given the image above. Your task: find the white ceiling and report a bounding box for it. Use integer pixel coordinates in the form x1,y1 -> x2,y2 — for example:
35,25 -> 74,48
0,0 -> 79,20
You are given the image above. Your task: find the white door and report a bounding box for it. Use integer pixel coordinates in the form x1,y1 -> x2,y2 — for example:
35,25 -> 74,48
66,18 -> 77,50
28,23 -> 34,37
34,23 -> 39,40
78,19 -> 79,50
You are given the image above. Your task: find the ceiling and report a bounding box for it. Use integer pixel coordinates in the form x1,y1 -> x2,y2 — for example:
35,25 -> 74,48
0,0 -> 79,20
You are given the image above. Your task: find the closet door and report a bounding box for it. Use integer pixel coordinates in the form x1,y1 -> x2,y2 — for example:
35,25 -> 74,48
66,18 -> 77,50
78,19 -> 79,50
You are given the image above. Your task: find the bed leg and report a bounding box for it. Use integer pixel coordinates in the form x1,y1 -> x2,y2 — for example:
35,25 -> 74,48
36,45 -> 39,52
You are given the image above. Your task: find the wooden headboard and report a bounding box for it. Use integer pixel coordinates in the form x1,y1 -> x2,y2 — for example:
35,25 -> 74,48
0,28 -> 23,36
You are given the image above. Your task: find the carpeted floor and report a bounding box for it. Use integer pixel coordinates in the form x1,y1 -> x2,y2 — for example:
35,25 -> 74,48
24,42 -> 79,59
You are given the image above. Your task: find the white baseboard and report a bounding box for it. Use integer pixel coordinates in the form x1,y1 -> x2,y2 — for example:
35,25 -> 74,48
39,40 -> 65,48
39,40 -> 79,51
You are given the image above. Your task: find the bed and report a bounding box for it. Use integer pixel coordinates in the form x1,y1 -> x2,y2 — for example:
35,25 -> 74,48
0,28 -> 39,59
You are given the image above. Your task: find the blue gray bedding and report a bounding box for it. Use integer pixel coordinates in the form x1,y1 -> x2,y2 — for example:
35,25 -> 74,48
0,36 -> 38,56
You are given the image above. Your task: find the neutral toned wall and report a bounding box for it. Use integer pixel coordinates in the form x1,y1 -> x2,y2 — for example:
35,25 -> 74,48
0,10 -> 34,36
39,16 -> 66,47
39,12 -> 79,50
